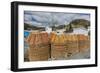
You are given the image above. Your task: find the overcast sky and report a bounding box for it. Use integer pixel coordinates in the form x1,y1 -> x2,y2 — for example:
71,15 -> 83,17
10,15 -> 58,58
24,11 -> 90,27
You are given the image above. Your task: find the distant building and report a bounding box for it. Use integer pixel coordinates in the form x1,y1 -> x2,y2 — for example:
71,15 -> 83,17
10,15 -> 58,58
73,27 -> 88,35
45,27 -> 52,33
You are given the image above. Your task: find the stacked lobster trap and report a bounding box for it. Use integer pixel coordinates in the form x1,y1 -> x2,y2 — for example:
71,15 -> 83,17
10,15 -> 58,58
50,33 -> 79,60
24,31 -> 90,61
65,34 -> 79,58
50,32 -> 67,60
25,32 -> 50,61
78,34 -> 90,53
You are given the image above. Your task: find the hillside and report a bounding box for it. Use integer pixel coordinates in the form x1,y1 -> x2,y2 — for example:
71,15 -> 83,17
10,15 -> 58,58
24,23 -> 45,31
69,19 -> 90,29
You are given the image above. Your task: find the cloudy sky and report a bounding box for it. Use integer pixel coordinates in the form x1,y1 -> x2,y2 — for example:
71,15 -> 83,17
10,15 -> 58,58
24,11 -> 90,27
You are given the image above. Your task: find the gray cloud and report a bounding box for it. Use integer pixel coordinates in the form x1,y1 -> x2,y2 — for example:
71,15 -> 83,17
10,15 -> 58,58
24,11 -> 90,27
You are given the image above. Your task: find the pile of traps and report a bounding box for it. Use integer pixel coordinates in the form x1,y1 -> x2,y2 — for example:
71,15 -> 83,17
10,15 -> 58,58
25,32 -> 90,61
